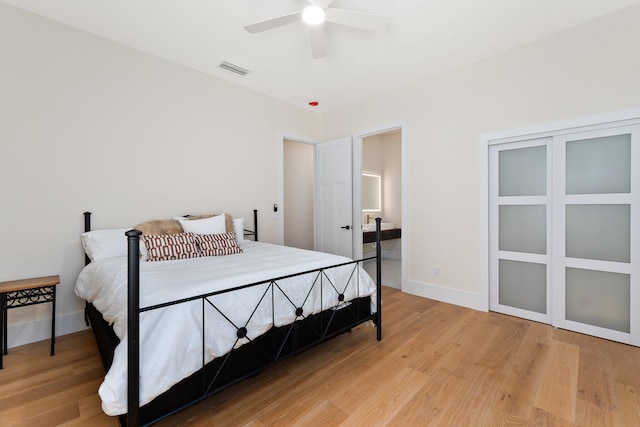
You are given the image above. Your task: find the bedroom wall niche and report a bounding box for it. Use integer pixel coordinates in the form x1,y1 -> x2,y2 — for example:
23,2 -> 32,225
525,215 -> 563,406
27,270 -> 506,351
283,139 -> 315,250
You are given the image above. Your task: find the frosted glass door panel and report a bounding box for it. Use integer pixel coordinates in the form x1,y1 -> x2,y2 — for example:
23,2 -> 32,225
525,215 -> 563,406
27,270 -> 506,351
499,145 -> 546,196
566,268 -> 630,333
566,204 -> 630,263
499,205 -> 546,254
499,260 -> 546,314
566,135 -> 631,194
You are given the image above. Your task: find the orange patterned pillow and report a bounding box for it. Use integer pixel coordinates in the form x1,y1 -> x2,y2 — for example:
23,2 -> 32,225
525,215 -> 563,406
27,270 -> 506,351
196,233 -> 243,257
142,233 -> 199,261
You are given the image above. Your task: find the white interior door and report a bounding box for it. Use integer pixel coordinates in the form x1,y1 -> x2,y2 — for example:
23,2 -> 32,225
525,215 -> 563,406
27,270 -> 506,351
489,138 -> 552,324
315,137 -> 353,257
553,126 -> 637,344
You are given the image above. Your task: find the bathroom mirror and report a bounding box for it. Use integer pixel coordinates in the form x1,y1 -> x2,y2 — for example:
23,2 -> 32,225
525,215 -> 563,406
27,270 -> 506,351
362,173 -> 381,212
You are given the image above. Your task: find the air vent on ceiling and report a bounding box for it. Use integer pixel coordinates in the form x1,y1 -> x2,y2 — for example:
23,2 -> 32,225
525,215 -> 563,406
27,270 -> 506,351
218,61 -> 249,76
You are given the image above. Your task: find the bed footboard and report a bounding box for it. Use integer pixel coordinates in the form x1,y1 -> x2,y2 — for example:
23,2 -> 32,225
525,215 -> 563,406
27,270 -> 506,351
124,218 -> 383,426
83,212 -> 383,427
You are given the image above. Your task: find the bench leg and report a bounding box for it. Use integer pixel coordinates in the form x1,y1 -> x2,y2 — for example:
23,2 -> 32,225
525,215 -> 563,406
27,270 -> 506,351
0,293 -> 5,369
50,287 -> 56,356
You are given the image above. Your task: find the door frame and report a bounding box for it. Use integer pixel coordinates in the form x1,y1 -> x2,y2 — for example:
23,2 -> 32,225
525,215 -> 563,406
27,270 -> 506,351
278,118 -> 408,287
353,119 -> 408,291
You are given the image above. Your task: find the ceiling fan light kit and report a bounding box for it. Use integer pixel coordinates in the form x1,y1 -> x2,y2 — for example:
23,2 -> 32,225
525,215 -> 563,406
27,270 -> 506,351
244,0 -> 389,58
302,6 -> 325,25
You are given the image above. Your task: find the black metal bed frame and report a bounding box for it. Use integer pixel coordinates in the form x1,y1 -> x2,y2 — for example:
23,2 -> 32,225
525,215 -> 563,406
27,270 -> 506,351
83,210 -> 382,426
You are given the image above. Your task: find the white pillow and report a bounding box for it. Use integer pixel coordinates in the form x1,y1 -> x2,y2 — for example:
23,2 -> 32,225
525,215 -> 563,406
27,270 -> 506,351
81,228 -> 130,261
233,217 -> 245,246
178,214 -> 226,235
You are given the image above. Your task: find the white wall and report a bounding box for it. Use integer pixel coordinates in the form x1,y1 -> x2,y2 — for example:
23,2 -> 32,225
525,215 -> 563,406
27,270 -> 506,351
322,5 -> 640,309
283,139 -> 314,250
4,3 -> 640,346
381,131 -> 402,228
0,4 -> 319,347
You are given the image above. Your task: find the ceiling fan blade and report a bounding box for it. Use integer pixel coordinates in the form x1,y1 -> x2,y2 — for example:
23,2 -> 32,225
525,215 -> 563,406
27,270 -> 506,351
244,12 -> 302,34
309,24 -> 327,59
324,8 -> 389,31
310,0 -> 335,9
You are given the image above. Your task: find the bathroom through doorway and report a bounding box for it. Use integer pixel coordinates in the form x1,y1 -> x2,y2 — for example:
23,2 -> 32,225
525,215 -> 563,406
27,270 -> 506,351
359,128 -> 404,289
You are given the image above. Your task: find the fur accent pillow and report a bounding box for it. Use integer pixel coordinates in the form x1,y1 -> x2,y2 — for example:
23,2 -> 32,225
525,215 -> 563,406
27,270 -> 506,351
134,213 -> 234,235
133,219 -> 183,235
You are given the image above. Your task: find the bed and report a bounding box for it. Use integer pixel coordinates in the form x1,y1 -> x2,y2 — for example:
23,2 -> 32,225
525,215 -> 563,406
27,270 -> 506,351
76,210 -> 382,426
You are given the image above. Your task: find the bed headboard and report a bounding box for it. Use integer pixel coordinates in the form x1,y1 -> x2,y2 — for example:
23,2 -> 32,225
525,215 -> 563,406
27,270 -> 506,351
82,210 -> 258,266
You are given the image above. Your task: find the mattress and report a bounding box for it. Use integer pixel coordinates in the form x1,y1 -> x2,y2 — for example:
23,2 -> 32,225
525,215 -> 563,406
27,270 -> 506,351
75,241 -> 377,416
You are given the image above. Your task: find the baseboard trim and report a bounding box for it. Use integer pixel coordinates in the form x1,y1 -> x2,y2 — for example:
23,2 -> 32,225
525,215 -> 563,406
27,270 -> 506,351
404,280 -> 488,312
6,310 -> 88,349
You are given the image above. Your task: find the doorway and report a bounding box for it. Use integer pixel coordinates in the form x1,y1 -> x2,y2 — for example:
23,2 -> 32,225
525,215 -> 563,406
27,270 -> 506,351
282,138 -> 314,250
278,119 -> 407,292
354,120 -> 408,291
360,130 -> 402,288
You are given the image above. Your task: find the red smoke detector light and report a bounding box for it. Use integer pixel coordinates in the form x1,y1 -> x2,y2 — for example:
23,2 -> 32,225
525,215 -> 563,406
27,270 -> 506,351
308,101 -> 319,107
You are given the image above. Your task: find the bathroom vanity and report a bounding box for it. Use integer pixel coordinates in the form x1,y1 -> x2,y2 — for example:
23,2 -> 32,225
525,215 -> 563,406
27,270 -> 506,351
363,227 -> 401,243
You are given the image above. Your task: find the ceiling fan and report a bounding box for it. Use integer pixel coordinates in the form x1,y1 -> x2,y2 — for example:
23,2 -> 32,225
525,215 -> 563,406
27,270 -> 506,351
244,0 -> 389,59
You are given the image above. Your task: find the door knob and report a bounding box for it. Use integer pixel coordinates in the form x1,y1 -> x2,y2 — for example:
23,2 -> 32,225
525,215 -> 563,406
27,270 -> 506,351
340,225 -> 351,230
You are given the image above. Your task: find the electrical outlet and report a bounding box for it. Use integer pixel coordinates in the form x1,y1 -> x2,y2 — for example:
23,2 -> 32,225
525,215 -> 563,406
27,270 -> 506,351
434,267 -> 441,277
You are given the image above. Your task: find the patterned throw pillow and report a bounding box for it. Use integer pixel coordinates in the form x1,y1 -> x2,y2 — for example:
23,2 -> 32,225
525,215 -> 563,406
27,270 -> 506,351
142,232 -> 199,261
197,232 -> 243,257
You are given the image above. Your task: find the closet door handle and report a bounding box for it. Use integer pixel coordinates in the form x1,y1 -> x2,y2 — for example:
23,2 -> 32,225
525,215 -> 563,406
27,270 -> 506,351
340,225 -> 351,230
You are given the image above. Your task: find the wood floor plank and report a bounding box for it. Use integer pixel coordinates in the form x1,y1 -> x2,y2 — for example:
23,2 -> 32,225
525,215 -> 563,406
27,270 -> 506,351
24,401 -> 80,427
280,399 -> 347,427
387,368 -> 461,425
476,313 -> 529,372
574,397 -> 617,427
410,310 -> 479,374
438,366 -> 505,426
491,321 -> 553,420
336,367 -> 428,426
529,407 -> 576,426
482,411 -> 530,427
612,382 -> 640,427
241,420 -> 267,427
2,287 -> 639,426
432,312 -> 503,380
575,346 -> 618,413
533,340 -> 580,422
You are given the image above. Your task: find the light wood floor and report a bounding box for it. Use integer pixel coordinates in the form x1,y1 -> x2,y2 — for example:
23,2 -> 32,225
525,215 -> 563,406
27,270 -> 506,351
1,287 -> 639,426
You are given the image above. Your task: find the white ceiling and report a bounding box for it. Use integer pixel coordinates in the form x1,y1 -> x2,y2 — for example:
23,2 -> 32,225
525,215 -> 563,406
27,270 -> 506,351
4,0 -> 640,112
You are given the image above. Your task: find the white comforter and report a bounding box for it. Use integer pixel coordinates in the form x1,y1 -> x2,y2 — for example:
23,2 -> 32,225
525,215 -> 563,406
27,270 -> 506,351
75,241 -> 377,416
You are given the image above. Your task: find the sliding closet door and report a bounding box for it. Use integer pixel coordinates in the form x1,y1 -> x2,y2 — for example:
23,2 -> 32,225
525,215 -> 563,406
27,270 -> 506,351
488,122 -> 639,346
489,138 -> 552,324
553,126 -> 639,344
